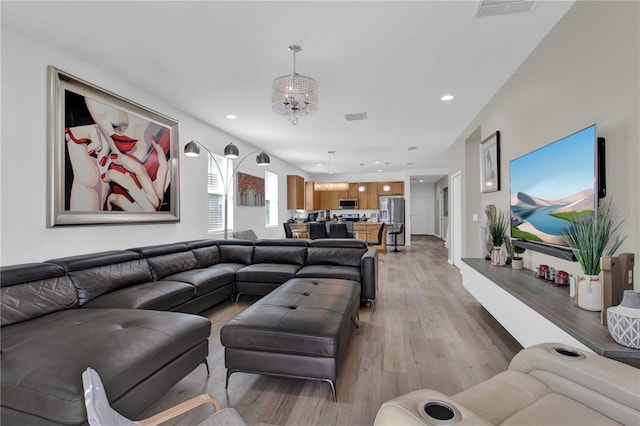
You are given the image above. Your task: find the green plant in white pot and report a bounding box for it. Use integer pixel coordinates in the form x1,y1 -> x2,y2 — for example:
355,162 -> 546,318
487,209 -> 509,266
511,246 -> 526,270
564,203 -> 626,311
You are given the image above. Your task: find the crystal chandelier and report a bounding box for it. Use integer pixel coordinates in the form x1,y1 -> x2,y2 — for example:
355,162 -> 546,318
272,45 -> 318,125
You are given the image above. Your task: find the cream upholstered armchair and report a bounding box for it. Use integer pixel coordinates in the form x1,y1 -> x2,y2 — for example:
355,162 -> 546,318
82,368 -> 247,426
374,343 -> 640,426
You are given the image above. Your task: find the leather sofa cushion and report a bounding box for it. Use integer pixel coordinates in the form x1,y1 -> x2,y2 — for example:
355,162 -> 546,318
452,370 -> 551,425
146,251 -> 198,280
0,308 -> 210,425
47,250 -> 141,272
182,239 -> 218,249
165,268 -> 235,296
235,263 -> 302,283
68,259 -> 153,305
214,263 -> 246,273
306,247 -> 366,267
82,280 -> 194,310
191,245 -> 221,268
219,244 -> 254,265
253,246 -> 307,265
295,265 -> 362,282
256,238 -> 308,247
503,393 -> 620,425
128,243 -> 190,258
0,263 -> 78,326
221,278 -> 360,358
1,262 -> 66,286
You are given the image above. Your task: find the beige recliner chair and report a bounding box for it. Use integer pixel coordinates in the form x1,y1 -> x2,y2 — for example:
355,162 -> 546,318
374,343 -> 640,425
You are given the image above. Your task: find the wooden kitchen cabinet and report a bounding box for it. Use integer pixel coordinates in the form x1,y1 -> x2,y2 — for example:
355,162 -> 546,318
367,183 -> 378,209
287,175 -> 305,209
377,181 -> 404,195
390,181 -> 404,195
348,183 -> 360,198
305,181 -> 319,210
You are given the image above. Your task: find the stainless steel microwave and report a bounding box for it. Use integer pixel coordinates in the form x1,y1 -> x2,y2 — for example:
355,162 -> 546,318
339,199 -> 358,209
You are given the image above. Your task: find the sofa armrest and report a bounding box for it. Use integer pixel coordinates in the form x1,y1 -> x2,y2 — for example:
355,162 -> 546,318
374,389 -> 493,426
508,343 -> 640,425
360,248 -> 378,301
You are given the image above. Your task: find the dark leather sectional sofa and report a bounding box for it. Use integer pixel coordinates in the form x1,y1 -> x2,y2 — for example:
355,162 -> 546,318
0,238 -> 377,425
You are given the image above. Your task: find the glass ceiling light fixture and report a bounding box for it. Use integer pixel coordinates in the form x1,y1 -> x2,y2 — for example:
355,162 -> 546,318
272,45 -> 318,126
184,140 -> 270,239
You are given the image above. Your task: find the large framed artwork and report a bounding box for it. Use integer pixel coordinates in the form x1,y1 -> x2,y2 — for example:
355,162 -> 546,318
480,131 -> 500,193
47,66 -> 180,226
236,172 -> 265,206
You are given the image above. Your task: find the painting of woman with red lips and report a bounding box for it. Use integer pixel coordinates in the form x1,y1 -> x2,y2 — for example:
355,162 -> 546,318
65,91 -> 171,212
49,66 -> 179,226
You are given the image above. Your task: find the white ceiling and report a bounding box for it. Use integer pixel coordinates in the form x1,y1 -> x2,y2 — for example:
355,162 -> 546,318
1,1 -> 574,181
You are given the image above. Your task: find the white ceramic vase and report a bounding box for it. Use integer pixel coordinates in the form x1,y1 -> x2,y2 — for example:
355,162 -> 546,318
577,274 -> 602,311
490,247 -> 506,266
512,259 -> 523,270
607,290 -> 640,349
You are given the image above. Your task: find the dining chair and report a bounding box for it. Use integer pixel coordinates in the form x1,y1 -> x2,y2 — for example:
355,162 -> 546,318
283,222 -> 293,238
309,222 -> 328,239
368,224 -> 385,247
329,223 -> 349,238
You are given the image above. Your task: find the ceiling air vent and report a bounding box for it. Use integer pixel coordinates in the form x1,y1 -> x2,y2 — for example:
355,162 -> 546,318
476,0 -> 535,18
344,112 -> 368,121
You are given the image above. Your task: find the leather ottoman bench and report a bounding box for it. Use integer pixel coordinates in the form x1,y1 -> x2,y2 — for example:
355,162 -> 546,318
220,277 -> 361,402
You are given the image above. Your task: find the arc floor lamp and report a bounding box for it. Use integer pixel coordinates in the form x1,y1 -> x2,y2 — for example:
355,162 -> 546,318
184,140 -> 270,239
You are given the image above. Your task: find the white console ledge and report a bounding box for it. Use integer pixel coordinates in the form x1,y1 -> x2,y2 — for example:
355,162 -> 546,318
462,258 -> 640,367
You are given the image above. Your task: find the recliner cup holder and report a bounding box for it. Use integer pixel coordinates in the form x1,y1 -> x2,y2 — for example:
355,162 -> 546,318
418,400 -> 462,425
550,346 -> 586,360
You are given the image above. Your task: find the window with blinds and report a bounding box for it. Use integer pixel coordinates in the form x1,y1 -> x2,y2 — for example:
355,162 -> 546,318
265,171 -> 278,226
208,153 -> 232,232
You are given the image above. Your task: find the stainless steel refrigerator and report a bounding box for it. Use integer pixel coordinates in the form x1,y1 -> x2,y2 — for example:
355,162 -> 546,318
378,196 -> 405,246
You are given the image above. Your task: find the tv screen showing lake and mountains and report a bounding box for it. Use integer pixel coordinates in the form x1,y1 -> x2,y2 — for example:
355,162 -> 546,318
510,125 -> 596,247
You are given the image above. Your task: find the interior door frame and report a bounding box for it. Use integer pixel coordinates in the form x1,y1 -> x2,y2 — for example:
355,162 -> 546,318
450,171 -> 462,268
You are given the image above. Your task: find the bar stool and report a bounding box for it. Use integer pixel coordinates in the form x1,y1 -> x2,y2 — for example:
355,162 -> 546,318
388,224 -> 404,252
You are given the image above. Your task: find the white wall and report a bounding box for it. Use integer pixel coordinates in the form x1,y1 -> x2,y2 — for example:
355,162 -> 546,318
448,1 -> 639,288
0,28 -> 307,264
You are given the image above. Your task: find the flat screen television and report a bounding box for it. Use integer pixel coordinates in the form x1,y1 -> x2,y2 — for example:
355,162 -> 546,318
510,124 -> 603,258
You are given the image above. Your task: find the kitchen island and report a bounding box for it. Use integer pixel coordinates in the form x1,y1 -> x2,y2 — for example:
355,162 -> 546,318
289,222 -> 387,252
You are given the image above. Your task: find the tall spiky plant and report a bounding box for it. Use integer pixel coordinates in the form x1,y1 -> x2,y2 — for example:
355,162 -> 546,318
488,209 -> 509,247
563,203 -> 626,275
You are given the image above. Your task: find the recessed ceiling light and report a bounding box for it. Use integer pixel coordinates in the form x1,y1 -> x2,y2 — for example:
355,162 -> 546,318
374,161 -> 381,165
226,114 -> 237,119
441,95 -> 454,101
317,163 -> 323,167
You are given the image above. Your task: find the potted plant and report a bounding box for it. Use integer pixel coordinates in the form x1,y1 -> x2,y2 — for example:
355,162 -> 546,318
564,203 -> 626,310
511,246 -> 526,270
487,209 -> 509,266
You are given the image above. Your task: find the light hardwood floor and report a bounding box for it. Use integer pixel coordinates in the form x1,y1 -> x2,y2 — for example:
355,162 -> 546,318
140,236 -> 521,425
